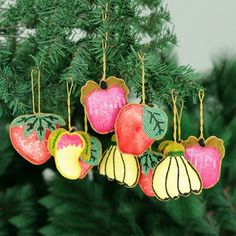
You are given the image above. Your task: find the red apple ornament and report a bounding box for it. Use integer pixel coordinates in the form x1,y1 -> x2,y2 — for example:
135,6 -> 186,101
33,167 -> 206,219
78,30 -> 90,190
10,113 -> 65,165
80,77 -> 129,134
115,104 -> 168,156
138,151 -> 161,197
182,136 -> 225,189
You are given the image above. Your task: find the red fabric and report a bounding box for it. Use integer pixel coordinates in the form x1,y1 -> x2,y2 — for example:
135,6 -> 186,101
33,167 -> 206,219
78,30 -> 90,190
10,125 -> 51,165
138,168 -> 155,197
115,104 -> 154,156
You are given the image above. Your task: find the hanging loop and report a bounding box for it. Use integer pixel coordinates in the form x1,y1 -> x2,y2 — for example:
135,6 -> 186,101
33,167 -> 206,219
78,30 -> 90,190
171,89 -> 178,143
198,89 -> 205,139
31,68 -> 41,114
66,77 -> 74,132
176,99 -> 184,142
101,3 -> 109,81
138,52 -> 146,105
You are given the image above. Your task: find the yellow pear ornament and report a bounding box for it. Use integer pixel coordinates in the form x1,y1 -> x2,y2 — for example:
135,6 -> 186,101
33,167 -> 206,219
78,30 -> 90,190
98,135 -> 140,188
152,91 -> 202,201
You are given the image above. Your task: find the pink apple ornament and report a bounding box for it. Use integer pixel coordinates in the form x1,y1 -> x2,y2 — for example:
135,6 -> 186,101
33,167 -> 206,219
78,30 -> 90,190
182,136 -> 225,189
80,77 -> 129,134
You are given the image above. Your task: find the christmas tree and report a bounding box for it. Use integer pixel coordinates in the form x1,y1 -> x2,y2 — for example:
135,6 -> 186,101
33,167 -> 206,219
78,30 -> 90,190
0,0 -> 236,235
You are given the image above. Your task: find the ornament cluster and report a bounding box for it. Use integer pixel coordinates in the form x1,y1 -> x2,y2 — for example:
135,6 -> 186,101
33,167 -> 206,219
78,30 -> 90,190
9,69 -> 225,202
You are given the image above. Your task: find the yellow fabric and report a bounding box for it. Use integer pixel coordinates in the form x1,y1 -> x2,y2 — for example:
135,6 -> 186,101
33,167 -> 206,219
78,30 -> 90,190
163,142 -> 185,156
77,131 -> 91,161
48,130 -> 85,180
152,154 -> 202,201
98,145 -> 140,188
55,145 -> 82,180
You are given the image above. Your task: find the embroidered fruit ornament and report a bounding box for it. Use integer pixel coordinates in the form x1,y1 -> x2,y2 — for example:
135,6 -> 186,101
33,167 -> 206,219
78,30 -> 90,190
182,89 -> 225,189
9,69 -> 65,165
115,53 -> 168,156
80,6 -> 129,134
152,91 -> 202,201
98,135 -> 140,188
138,150 -> 162,197
48,78 -> 102,180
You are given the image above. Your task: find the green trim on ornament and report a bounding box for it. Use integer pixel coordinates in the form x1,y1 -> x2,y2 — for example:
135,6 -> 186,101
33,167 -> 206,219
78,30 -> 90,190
84,136 -> 102,166
140,150 -> 162,176
142,106 -> 168,140
10,113 -> 65,141
168,151 -> 184,157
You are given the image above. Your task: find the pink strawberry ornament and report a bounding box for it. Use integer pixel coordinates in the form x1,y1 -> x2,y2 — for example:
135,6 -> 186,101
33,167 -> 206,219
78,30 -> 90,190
182,136 -> 225,189
80,77 -> 129,134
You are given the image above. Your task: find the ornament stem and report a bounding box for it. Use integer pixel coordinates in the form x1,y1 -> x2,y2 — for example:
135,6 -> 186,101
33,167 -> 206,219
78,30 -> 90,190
66,77 -> 74,132
198,89 -> 205,139
138,52 -> 145,105
101,3 -> 108,81
171,90 -> 177,142
31,68 -> 41,114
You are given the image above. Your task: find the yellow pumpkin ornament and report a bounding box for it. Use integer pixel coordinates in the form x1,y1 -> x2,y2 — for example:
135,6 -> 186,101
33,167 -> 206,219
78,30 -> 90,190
98,135 -> 140,188
152,91 -> 202,201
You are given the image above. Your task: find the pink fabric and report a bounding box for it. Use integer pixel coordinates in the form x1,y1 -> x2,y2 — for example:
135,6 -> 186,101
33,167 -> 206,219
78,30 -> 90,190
57,134 -> 83,150
85,86 -> 127,133
185,146 -> 221,189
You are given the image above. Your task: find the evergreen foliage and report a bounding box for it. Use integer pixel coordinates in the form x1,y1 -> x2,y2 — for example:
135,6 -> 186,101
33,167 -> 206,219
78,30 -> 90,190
0,0 -> 235,235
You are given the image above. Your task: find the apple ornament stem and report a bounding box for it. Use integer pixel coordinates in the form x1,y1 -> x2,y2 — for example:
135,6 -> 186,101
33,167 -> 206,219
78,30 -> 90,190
9,68 -> 65,165
182,90 -> 225,189
115,52 -> 168,156
80,4 -> 129,134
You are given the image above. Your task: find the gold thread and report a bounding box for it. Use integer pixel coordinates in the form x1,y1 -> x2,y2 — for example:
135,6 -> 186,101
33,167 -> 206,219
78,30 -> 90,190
176,99 -> 184,142
66,77 -> 74,132
138,52 -> 145,105
198,89 -> 205,139
171,90 -> 177,143
31,68 -> 41,114
84,112 -> 88,133
101,3 -> 108,81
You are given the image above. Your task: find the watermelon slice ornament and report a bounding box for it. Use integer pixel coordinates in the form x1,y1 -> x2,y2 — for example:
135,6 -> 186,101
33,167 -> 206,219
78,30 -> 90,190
182,90 -> 225,189
9,69 -> 65,165
115,53 -> 168,156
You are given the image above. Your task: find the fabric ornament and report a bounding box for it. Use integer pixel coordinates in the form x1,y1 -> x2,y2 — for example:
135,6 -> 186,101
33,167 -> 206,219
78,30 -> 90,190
182,90 -> 225,189
138,150 -> 162,197
48,78 -> 102,180
9,69 -> 65,165
151,91 -> 202,201
152,141 -> 202,201
98,135 -> 140,188
80,4 -> 128,134
80,77 -> 129,134
115,53 -> 168,156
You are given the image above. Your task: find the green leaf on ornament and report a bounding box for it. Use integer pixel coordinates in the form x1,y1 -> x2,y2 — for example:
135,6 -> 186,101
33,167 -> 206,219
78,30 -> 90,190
142,106 -> 168,140
140,151 -> 162,176
84,136 -> 102,166
10,113 -> 66,141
